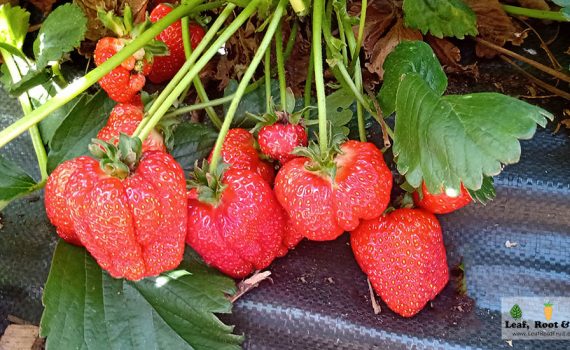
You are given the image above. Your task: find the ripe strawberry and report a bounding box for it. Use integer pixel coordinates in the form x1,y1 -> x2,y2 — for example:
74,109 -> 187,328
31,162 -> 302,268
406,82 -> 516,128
208,128 -> 275,184
186,165 -> 287,278
45,137 -> 187,280
350,208 -> 449,317
94,37 -> 152,103
97,95 -> 166,152
413,182 -> 472,214
274,140 -> 393,242
258,123 -> 308,163
148,4 -> 206,83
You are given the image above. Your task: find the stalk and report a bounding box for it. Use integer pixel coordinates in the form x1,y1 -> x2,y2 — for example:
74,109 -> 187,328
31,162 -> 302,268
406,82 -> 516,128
275,20 -> 287,111
312,0 -> 328,154
136,0 -> 263,141
349,0 -> 366,73
303,45 -> 314,120
335,10 -> 349,65
146,3 -> 236,118
265,47 -> 272,113
181,16 -> 222,128
209,0 -> 288,169
283,20 -> 299,61
1,52 -> 48,180
0,0 -> 204,149
501,4 -> 569,21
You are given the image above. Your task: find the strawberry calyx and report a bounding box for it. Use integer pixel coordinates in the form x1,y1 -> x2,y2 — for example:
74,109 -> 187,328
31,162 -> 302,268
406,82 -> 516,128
89,133 -> 143,179
187,160 -> 230,206
294,133 -> 345,181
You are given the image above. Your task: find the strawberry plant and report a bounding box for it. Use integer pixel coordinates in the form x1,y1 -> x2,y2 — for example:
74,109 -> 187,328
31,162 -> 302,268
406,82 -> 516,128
0,0 -> 568,348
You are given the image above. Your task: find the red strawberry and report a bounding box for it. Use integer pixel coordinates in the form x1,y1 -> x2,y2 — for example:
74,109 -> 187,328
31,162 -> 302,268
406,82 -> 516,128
413,183 -> 472,214
274,140 -> 393,243
148,4 -> 206,83
94,37 -> 152,103
97,95 -> 166,152
350,208 -> 449,317
208,128 -> 275,184
186,166 -> 287,278
258,123 -> 308,163
46,138 -> 187,280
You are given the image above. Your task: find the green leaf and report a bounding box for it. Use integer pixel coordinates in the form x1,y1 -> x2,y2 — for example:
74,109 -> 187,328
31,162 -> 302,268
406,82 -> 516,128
0,4 -> 30,49
378,41 -> 447,116
468,176 -> 496,205
47,90 -> 115,172
5,68 -> 51,96
171,123 -> 218,173
325,88 -> 354,136
402,0 -> 478,39
223,79 -> 281,128
0,154 -> 37,211
393,73 -> 552,193
33,3 -> 87,70
40,241 -> 243,350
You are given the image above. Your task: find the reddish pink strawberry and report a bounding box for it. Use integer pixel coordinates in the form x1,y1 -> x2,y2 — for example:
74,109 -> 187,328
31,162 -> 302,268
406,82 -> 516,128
258,123 -> 308,163
413,183 -> 472,214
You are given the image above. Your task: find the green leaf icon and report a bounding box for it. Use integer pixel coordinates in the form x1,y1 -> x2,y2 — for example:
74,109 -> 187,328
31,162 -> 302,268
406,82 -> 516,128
510,304 -> 523,320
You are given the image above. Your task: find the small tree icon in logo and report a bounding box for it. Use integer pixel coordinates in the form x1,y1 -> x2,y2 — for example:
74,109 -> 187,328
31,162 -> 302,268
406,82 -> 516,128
510,304 -> 523,320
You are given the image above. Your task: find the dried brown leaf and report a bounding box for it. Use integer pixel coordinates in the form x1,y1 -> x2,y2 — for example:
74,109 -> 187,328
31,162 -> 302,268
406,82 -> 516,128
285,24 -> 311,96
29,0 -> 58,14
426,35 -> 478,75
74,0 -> 148,41
365,17 -> 422,80
516,0 -> 550,11
464,0 -> 527,58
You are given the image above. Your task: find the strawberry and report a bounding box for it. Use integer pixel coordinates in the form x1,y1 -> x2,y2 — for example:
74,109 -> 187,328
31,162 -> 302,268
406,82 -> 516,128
258,123 -> 308,163
186,164 -> 287,278
350,208 -> 449,317
413,182 -> 472,214
97,95 -> 166,152
208,128 -> 275,184
94,37 -> 152,103
274,140 -> 393,243
148,4 -> 206,83
45,136 -> 187,280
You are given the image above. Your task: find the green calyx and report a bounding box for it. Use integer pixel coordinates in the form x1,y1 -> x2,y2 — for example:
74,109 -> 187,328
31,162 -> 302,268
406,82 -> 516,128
187,160 -> 229,206
89,133 -> 142,179
294,132 -> 346,181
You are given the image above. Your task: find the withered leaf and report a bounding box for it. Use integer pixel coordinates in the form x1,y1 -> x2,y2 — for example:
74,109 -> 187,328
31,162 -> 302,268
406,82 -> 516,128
426,35 -> 478,75
365,17 -> 422,80
516,0 -> 550,11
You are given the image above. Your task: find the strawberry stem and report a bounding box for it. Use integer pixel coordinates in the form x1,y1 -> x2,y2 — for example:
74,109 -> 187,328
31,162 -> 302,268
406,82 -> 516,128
501,4 -> 569,22
348,0 -> 366,74
209,0 -> 288,169
312,0 -> 328,156
181,16 -> 222,129
303,47 -> 314,120
284,20 -> 299,60
264,47 -> 272,113
136,0 -> 263,142
0,0 -> 204,149
1,50 -> 48,181
275,20 -> 288,113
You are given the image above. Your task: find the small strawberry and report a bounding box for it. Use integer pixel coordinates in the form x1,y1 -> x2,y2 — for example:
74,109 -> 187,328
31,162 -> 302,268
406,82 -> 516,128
208,128 -> 275,184
186,163 -> 287,278
148,4 -> 206,83
258,123 -> 308,164
97,95 -> 166,152
274,139 -> 393,243
350,208 -> 449,317
413,182 -> 472,214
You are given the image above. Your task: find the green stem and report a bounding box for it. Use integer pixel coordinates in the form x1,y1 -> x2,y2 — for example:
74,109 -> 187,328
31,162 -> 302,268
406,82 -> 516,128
137,0 -> 262,141
146,3 -> 236,119
289,0 -> 307,16
335,10 -> 349,66
191,1 -> 226,13
275,20 -> 287,111
264,47 -> 272,113
0,0 -> 203,149
312,0 -> 327,154
349,0 -> 366,73
2,52 -> 48,180
501,4 -> 569,21
336,62 -> 373,115
303,44 -> 314,120
283,20 -> 299,62
210,0 -> 287,169
181,16 -> 222,129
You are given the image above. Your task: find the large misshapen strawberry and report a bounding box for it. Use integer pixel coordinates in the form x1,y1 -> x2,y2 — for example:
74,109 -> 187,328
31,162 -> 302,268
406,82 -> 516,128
274,139 -> 393,244
148,3 -> 205,83
350,208 -> 449,317
97,95 -> 166,152
45,136 -> 187,280
413,182 -> 473,214
186,163 -> 287,278
208,128 -> 275,184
